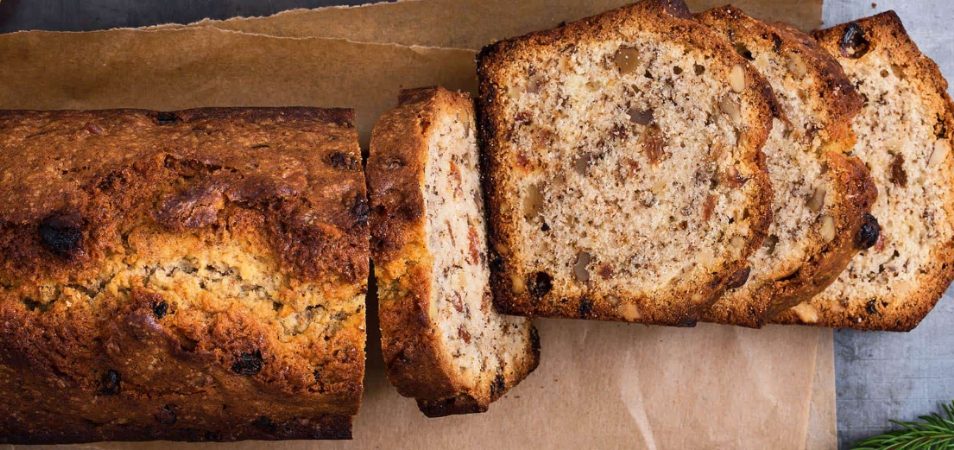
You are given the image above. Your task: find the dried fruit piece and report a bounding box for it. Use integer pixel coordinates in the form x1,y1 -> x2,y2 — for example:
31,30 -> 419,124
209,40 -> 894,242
628,107 -> 654,125
839,22 -> 870,59
807,186 -> 826,212
764,234 -> 779,254
702,195 -> 717,221
573,153 -> 593,174
467,225 -> 480,265
726,267 -> 751,289
929,139 -> 950,167
641,125 -> 667,164
38,211 -> 84,257
152,300 -> 169,319
792,303 -> 819,323
721,167 -> 746,188
98,369 -> 121,396
527,271 -> 552,298
232,350 -> 264,376
457,325 -> 472,344
719,95 -> 742,125
820,215 -> 836,241
787,54 -> 808,78
729,64 -> 746,92
888,153 -> 907,187
855,213 -> 881,249
619,303 -> 641,321
573,252 -> 593,282
614,46 -> 641,74
522,183 -> 544,220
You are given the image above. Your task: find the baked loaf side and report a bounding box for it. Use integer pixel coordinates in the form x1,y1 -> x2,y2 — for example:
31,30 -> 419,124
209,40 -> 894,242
370,87 -> 538,417
0,109 -> 368,443
477,0 -> 775,324
776,11 -> 954,330
695,6 -> 877,327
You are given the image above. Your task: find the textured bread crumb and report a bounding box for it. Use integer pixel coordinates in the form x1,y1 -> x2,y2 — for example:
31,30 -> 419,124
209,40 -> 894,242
371,87 -> 537,417
425,107 -> 531,390
696,6 -> 875,327
478,1 -> 775,324
775,12 -> 954,330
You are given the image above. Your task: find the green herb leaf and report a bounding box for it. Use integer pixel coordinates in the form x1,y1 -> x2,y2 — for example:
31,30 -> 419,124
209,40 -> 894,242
852,401 -> 954,449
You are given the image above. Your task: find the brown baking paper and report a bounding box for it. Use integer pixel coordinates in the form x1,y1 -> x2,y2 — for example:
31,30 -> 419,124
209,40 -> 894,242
169,0 -> 822,49
0,3 -> 832,447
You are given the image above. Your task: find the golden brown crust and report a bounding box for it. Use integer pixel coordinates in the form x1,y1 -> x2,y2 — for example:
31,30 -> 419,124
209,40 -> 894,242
370,88 -> 458,403
477,0 -> 775,325
370,87 -> 539,416
0,108 -> 367,443
695,6 -> 876,327
774,11 -> 954,330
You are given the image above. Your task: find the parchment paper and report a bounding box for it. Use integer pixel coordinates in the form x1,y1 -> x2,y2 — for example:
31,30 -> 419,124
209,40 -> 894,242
0,2 -> 832,447
165,0 -> 822,48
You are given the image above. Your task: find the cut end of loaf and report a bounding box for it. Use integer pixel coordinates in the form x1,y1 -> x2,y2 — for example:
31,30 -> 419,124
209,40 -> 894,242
478,0 -> 775,324
371,87 -> 537,415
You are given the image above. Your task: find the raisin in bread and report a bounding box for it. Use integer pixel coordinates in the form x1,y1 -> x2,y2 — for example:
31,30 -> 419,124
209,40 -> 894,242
370,87 -> 539,416
694,6 -> 878,327
476,0 -> 776,324
0,109 -> 368,443
774,12 -> 954,330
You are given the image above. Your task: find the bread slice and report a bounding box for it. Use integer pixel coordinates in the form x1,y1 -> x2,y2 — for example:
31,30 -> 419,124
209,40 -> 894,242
476,0 -> 776,325
694,7 -> 877,327
775,12 -> 954,330
0,108 -> 366,443
369,87 -> 539,416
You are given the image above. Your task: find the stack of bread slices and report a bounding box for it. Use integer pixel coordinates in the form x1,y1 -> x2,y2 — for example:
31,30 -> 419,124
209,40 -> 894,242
467,0 -> 953,333
370,0 -> 954,417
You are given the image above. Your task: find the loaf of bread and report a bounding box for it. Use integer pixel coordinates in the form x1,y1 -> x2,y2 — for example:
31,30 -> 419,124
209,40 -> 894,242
695,6 -> 877,327
370,87 -> 539,417
476,0 -> 776,324
0,109 -> 368,443
774,12 -> 954,330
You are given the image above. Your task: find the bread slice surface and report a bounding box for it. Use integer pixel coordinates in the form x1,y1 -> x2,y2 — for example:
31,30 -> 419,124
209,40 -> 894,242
775,11 -> 954,330
477,0 -> 776,324
695,6 -> 877,327
0,108 -> 367,443
369,87 -> 539,416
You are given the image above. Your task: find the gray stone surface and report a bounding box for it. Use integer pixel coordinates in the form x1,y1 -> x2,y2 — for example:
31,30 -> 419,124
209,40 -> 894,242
823,2 -> 954,447
0,1 -> 952,448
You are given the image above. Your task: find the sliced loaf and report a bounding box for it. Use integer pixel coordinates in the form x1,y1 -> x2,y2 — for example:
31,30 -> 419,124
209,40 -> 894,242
695,6 -> 878,327
369,87 -> 539,416
775,12 -> 954,330
476,0 -> 776,325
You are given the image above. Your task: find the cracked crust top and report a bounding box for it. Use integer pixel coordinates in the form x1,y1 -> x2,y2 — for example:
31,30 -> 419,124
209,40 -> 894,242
695,6 -> 877,327
0,108 -> 368,443
774,12 -> 954,330
370,87 -> 538,417
476,0 -> 776,325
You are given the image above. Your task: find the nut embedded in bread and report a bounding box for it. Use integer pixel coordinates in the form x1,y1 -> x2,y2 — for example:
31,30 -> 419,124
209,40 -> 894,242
370,87 -> 539,417
775,12 -> 954,330
0,108 -> 368,443
694,6 -> 877,327
476,0 -> 776,324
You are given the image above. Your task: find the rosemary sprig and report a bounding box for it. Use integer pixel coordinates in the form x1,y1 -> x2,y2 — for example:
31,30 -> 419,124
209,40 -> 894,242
852,401 -> 954,450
